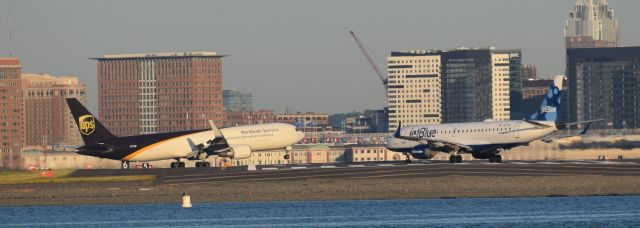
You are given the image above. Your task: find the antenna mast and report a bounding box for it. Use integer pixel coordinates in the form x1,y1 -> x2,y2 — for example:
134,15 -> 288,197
8,4 -> 13,57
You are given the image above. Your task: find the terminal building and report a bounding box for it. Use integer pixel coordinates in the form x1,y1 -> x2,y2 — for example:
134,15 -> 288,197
92,52 -> 225,136
387,48 -> 522,131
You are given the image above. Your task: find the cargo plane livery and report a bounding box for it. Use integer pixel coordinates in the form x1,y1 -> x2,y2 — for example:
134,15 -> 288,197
387,75 -> 598,163
66,98 -> 304,169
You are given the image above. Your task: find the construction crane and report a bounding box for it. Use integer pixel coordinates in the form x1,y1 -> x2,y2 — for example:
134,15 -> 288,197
349,31 -> 388,90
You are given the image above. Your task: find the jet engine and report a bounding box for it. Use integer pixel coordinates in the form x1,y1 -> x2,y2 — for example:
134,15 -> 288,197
410,145 -> 438,159
218,144 -> 252,159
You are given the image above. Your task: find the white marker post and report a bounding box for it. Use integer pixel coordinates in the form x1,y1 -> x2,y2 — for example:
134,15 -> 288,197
182,193 -> 192,208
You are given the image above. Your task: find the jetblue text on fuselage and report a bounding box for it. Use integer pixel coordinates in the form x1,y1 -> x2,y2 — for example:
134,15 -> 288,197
409,127 -> 437,139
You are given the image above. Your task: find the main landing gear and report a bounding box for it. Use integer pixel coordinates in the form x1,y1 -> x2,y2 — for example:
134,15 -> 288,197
449,155 -> 463,163
170,159 -> 186,168
195,161 -> 211,168
404,153 -> 412,164
488,154 -> 503,163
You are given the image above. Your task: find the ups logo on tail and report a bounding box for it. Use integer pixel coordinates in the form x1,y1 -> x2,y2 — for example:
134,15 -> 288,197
79,115 -> 95,135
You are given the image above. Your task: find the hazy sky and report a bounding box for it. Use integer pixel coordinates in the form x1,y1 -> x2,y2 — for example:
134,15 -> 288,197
0,0 -> 638,114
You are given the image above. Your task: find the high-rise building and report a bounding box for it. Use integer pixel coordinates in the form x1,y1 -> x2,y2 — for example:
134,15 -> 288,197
387,48 -> 522,131
0,58 -> 24,169
522,64 -> 537,81
93,52 -> 224,136
387,50 -> 442,131
566,47 -> 640,129
22,74 -> 86,147
565,0 -> 619,48
223,89 -> 253,112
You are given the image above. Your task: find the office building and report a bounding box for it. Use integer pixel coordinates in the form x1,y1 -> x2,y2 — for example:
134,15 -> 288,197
566,47 -> 640,129
0,58 -> 24,169
522,64 -> 537,81
387,50 -> 442,131
93,52 -> 224,136
565,0 -> 619,48
223,89 -> 253,112
22,74 -> 86,147
387,48 -> 522,131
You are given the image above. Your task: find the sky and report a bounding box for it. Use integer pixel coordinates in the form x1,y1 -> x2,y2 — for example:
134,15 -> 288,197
0,0 -> 638,114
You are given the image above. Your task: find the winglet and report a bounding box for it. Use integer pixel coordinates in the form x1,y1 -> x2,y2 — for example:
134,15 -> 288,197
394,121 -> 402,138
208,120 -> 224,138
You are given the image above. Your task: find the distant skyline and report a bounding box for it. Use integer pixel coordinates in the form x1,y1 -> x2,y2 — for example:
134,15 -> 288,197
1,0 -> 639,114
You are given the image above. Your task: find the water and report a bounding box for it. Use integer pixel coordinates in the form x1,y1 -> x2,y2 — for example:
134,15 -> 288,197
1,196 -> 640,227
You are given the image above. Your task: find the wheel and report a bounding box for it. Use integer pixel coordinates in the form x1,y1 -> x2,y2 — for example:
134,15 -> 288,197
170,162 -> 177,168
449,155 -> 456,163
179,162 -> 186,168
489,156 -> 495,163
195,162 -> 202,168
456,155 -> 463,163
495,155 -> 502,163
284,154 -> 290,159
142,163 -> 149,169
121,161 -> 129,169
204,162 -> 211,167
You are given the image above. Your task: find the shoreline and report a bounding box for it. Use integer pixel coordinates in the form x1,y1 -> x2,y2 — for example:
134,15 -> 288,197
2,175 -> 640,207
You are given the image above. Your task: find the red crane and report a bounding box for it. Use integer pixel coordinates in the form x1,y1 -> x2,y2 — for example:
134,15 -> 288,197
349,31 -> 388,89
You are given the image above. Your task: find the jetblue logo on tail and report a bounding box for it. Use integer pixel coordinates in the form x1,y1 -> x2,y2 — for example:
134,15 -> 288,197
529,76 -> 563,122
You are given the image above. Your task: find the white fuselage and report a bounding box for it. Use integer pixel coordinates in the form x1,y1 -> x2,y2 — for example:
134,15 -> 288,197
126,123 -> 304,162
387,120 -> 558,153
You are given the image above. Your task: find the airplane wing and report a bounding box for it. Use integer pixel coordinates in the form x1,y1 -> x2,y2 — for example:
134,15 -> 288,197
393,122 -> 473,152
203,120 -> 232,153
540,122 -> 593,143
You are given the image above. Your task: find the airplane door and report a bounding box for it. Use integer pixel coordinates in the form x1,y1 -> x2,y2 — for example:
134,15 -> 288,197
514,122 -> 521,138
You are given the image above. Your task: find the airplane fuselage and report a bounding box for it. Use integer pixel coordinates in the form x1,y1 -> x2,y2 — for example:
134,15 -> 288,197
387,120 -> 557,153
77,123 -> 304,162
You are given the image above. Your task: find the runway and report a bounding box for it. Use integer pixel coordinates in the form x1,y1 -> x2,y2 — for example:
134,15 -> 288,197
154,160 -> 640,185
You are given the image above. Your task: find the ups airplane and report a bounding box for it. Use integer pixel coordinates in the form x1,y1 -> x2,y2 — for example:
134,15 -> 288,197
387,75 -> 599,163
66,98 -> 304,169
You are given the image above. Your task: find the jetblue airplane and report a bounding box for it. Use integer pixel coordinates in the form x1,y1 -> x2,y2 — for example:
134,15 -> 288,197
387,75 -> 595,163
66,98 -> 304,169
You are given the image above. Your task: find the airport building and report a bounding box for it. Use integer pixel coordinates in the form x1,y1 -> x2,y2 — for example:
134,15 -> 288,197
0,58 -> 24,169
387,48 -> 522,131
92,52 -> 224,136
22,74 -> 86,148
564,0 -> 619,48
566,46 -> 640,129
276,113 -> 329,132
223,89 -> 253,112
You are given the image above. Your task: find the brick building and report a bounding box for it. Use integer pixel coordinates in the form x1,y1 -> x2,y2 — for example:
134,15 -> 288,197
0,58 -> 24,169
93,52 -> 224,136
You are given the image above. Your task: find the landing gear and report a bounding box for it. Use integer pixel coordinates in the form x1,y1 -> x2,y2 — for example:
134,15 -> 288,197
195,161 -> 211,168
404,154 -> 412,163
449,155 -> 463,163
142,162 -> 150,169
170,159 -> 186,168
488,154 -> 503,163
121,161 -> 130,169
284,146 -> 292,160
